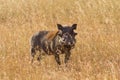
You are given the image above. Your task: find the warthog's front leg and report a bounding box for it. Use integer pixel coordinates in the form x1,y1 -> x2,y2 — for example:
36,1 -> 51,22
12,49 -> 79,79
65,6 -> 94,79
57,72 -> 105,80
54,53 -> 61,65
64,51 -> 71,64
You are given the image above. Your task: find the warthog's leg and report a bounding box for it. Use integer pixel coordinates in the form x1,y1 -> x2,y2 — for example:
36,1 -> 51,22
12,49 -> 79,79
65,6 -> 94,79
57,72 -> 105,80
37,55 -> 41,61
64,51 -> 71,64
31,47 -> 36,63
54,53 -> 61,65
37,49 -> 42,62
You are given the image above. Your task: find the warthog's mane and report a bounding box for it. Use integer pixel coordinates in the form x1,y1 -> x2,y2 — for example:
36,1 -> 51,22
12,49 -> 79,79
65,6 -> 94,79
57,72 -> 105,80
45,31 -> 59,41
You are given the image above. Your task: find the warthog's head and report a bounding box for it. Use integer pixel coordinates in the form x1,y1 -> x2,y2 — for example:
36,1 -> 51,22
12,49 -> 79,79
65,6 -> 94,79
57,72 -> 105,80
57,24 -> 77,48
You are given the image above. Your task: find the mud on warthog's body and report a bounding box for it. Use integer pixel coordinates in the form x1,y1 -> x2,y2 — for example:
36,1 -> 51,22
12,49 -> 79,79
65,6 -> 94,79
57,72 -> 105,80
30,24 -> 77,65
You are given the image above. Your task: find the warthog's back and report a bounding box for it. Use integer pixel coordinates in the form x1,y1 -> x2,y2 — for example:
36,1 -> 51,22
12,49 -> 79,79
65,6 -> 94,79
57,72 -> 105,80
31,31 -> 49,48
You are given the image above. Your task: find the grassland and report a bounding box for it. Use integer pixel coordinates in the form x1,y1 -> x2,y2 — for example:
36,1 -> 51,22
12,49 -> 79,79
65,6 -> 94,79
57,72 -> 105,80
0,0 -> 120,80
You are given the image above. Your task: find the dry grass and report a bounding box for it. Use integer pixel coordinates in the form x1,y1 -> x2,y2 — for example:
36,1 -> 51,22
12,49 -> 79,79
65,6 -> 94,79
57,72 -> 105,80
0,0 -> 120,80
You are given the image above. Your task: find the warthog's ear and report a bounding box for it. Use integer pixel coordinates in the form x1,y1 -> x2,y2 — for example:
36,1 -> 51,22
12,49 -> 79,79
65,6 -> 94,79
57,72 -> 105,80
71,24 -> 77,30
57,24 -> 63,30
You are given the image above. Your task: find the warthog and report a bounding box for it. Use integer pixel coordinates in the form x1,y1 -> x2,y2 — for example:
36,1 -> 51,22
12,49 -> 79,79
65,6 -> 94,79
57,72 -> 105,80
30,24 -> 77,65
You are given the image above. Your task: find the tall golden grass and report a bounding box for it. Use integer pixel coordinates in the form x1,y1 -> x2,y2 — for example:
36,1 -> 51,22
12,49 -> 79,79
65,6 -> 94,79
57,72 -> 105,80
0,0 -> 120,80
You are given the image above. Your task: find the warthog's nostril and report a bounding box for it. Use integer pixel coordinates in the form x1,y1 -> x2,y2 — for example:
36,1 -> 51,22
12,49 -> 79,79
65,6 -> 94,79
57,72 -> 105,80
68,42 -> 74,45
70,41 -> 75,46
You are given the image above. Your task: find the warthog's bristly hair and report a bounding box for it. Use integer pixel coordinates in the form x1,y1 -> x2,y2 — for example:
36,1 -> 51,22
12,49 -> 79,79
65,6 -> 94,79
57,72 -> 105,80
30,24 -> 77,65
45,31 -> 59,41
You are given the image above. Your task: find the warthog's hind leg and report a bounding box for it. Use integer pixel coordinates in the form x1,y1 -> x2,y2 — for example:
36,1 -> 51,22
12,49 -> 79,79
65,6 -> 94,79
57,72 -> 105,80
37,49 -> 42,62
30,47 -> 36,63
